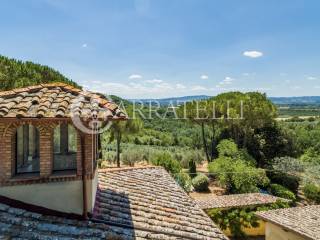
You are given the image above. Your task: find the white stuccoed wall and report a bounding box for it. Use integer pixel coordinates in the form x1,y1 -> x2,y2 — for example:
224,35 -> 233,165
0,171 -> 98,215
265,222 -> 307,240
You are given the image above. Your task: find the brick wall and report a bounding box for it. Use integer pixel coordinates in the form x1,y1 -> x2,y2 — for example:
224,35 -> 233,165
0,122 -> 16,180
38,126 -> 54,177
0,120 -> 97,186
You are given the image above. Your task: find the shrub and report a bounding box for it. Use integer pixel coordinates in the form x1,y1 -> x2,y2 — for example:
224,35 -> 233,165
269,184 -> 296,201
272,157 -> 305,174
192,173 -> 209,192
267,170 -> 300,194
181,150 -> 204,169
303,184 -> 320,203
122,149 -> 141,166
304,165 -> 320,186
300,146 -> 320,165
217,139 -> 238,157
208,157 -> 269,193
231,163 -> 269,193
103,151 -> 117,164
175,172 -> 194,192
150,151 -> 182,174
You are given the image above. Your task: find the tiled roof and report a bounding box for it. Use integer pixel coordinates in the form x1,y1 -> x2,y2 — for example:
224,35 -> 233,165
0,167 -> 228,240
0,202 -> 136,239
194,193 -> 286,210
256,205 -> 320,240
0,83 -> 126,119
94,167 -> 228,240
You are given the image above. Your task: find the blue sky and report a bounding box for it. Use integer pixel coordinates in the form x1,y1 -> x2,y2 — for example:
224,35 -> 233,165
1,0 -> 320,98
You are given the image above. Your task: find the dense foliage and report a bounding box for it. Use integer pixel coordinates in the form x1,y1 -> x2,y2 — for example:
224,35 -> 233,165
272,157 -> 305,175
4,55 -> 320,240
208,139 -> 269,193
0,55 -> 79,90
150,151 -> 182,174
175,172 -> 193,192
303,183 -> 320,204
191,174 -> 209,192
269,184 -> 296,201
207,200 -> 290,239
266,170 -> 300,194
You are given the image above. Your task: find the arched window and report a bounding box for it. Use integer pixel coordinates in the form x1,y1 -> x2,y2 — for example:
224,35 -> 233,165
16,125 -> 40,174
53,123 -> 77,172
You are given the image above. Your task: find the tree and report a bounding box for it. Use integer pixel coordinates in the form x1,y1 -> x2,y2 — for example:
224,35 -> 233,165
179,92 -> 278,163
0,55 -> 79,90
109,118 -> 143,167
300,143 -> 320,165
208,139 -> 269,193
216,139 -> 238,157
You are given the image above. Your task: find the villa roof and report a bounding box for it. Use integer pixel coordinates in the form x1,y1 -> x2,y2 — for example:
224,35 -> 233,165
0,202 -> 140,239
0,167 -> 228,240
0,83 -> 126,119
194,193 -> 286,210
94,167 -> 228,240
256,205 -> 320,240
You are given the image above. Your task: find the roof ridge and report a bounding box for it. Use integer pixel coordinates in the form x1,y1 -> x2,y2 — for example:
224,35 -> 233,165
98,166 -> 163,173
0,82 -> 80,97
257,204 -> 318,214
0,83 -> 127,119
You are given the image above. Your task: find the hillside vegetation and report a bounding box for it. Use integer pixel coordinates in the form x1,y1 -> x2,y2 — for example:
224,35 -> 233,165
1,55 -> 319,209
0,55 -> 79,90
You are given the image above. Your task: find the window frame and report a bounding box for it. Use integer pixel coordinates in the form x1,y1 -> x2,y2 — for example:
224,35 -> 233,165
15,124 -> 40,176
52,123 -> 78,172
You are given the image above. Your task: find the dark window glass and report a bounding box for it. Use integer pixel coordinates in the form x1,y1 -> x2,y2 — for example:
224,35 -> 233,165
53,124 -> 77,171
16,125 -> 40,174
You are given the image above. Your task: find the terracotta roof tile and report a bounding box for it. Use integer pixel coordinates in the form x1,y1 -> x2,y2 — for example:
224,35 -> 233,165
0,83 -> 127,120
0,167 -> 229,239
94,167 -> 228,240
194,193 -> 287,210
256,205 -> 320,240
0,202 -> 165,239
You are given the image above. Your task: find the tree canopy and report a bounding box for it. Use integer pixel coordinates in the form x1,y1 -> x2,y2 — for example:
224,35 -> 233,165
0,55 -> 80,90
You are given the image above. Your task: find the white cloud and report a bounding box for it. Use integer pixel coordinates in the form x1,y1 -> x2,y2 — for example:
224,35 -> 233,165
256,87 -> 271,91
200,74 -> 209,80
314,86 -> 320,89
307,76 -> 317,80
224,76 -> 234,83
128,74 -> 143,80
191,85 -> 206,91
215,76 -> 235,89
154,82 -> 174,90
129,82 -> 144,88
243,50 -> 263,58
145,79 -> 163,83
291,86 -> 301,90
82,79 -> 209,98
176,83 -> 186,89
242,72 -> 256,77
218,76 -> 234,86
82,43 -> 87,48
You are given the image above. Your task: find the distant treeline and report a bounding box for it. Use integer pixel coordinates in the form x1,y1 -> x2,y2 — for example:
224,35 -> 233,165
0,55 -> 80,90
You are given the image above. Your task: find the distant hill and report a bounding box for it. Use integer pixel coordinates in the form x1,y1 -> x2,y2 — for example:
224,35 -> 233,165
130,95 -> 320,106
109,94 -> 132,107
0,55 -> 80,90
269,96 -> 320,105
129,95 -> 211,106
